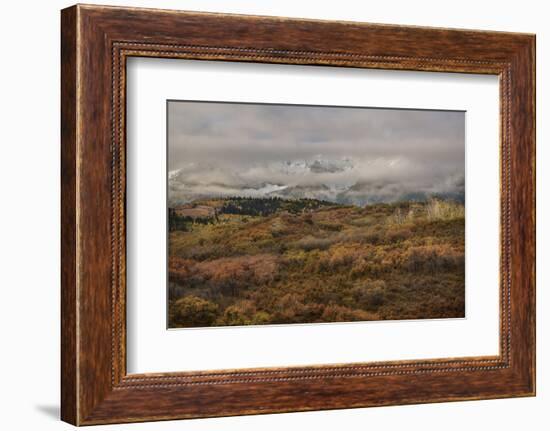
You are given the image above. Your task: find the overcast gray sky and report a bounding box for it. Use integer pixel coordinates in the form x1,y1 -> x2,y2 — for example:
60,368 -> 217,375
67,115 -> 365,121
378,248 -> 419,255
167,100 -> 464,204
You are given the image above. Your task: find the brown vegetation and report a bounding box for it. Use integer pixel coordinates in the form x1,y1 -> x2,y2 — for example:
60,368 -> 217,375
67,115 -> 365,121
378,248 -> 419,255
168,198 -> 465,328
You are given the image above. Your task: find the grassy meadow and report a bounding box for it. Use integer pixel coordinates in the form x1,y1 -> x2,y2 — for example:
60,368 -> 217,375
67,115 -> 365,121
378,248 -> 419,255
168,197 -> 465,328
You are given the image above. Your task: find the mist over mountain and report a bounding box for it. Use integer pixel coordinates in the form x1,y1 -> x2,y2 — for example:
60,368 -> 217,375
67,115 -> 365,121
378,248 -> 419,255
167,101 -> 465,207
168,156 -> 464,207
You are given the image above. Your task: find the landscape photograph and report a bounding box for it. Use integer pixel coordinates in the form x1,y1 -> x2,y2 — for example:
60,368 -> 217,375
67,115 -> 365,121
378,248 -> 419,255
167,101 -> 465,329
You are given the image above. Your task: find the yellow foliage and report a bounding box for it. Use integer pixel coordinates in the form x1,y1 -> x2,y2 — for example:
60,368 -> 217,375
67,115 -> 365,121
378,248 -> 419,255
168,198 -> 465,328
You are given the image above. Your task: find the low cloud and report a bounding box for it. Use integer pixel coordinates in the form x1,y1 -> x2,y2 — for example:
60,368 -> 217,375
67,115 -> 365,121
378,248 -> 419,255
168,101 -> 464,205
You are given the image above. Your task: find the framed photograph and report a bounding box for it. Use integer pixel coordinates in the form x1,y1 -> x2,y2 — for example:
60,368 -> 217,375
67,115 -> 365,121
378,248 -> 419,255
165,101 -> 467,329
61,4 -> 535,425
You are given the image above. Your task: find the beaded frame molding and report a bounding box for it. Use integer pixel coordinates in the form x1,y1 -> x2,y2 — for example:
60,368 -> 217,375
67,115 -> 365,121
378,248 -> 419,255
61,4 -> 535,426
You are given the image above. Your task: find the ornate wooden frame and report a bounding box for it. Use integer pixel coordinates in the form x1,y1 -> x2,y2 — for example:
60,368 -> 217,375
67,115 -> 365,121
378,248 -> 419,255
61,4 -> 535,426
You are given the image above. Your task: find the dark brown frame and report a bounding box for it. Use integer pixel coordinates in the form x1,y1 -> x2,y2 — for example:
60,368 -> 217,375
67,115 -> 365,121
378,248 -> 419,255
61,4 -> 535,426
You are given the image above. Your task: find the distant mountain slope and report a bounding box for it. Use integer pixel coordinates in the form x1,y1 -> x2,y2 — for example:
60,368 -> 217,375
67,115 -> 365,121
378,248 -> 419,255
168,157 -> 464,207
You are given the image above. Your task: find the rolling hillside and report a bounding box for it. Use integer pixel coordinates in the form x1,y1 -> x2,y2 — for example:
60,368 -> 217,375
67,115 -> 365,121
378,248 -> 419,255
168,197 -> 465,328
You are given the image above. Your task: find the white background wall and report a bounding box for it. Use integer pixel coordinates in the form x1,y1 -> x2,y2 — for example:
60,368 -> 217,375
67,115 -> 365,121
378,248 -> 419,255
0,0 -> 546,429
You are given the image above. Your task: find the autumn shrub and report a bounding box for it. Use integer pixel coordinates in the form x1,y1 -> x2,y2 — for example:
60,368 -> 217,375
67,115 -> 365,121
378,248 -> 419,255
350,258 -> 370,277
282,249 -> 308,267
169,295 -> 219,327
198,255 -> 277,285
303,283 -> 341,305
302,213 -> 314,225
362,231 -> 382,245
351,280 -> 388,310
320,304 -> 377,322
365,288 -> 387,309
180,244 -> 221,260
385,227 -> 413,243
317,221 -> 343,232
293,235 -> 333,251
348,215 -> 375,227
327,245 -> 358,269
387,207 -> 415,226
303,256 -> 324,274
269,293 -> 327,323
425,199 -> 465,221
215,300 -> 271,326
272,293 -> 306,323
405,245 -> 464,273
270,219 -> 289,237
